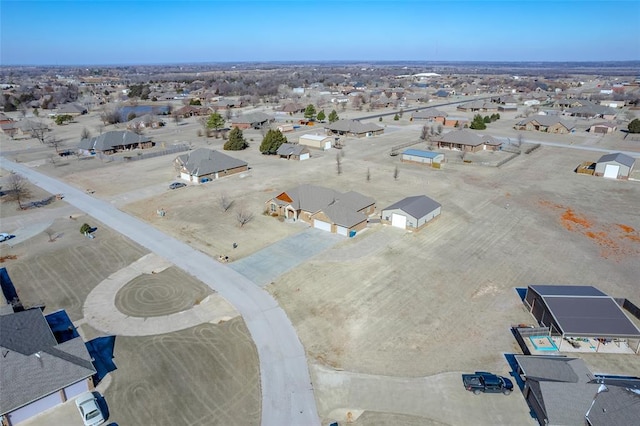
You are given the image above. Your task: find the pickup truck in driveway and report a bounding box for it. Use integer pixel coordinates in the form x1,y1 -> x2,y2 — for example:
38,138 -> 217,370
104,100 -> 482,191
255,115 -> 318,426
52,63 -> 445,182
462,372 -> 514,395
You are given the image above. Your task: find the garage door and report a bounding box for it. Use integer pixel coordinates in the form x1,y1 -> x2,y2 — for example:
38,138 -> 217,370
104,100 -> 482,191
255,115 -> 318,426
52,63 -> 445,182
603,164 -> 619,179
391,213 -> 407,229
299,153 -> 310,161
313,219 -> 332,232
336,225 -> 348,236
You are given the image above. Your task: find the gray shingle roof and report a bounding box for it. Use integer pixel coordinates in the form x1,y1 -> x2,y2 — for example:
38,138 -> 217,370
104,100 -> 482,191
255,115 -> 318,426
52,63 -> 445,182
232,111 -> 273,125
0,310 -> 96,414
516,115 -> 575,130
326,119 -> 382,134
78,130 -> 151,151
273,184 -> 374,216
382,195 -> 441,220
276,143 -> 307,156
435,129 -> 485,146
322,203 -> 367,227
586,385 -> 640,426
597,152 -> 635,168
176,148 -> 247,177
411,108 -> 447,119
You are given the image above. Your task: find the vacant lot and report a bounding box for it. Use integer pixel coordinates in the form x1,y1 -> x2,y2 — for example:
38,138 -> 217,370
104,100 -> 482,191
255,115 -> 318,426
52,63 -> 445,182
2,100 -> 639,425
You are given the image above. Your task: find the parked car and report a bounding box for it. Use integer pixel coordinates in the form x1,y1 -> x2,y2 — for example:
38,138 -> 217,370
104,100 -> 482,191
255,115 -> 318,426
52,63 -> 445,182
200,177 -> 211,183
75,392 -> 105,426
0,233 -> 13,242
169,182 -> 186,189
462,372 -> 513,395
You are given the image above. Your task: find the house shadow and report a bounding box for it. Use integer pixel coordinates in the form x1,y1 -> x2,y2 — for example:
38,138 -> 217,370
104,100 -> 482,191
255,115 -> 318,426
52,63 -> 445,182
514,287 -> 527,302
503,353 -> 538,422
93,392 -> 111,423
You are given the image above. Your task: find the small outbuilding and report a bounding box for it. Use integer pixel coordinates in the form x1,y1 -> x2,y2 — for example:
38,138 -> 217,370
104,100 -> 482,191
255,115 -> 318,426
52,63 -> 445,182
594,152 -> 635,179
298,134 -> 332,150
381,195 -> 441,230
401,149 -> 444,167
276,143 -> 310,161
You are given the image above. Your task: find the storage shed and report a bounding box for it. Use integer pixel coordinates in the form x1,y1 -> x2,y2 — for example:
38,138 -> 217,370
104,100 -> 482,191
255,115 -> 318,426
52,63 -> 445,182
401,149 -> 444,167
594,152 -> 635,179
298,134 -> 332,150
381,195 -> 441,230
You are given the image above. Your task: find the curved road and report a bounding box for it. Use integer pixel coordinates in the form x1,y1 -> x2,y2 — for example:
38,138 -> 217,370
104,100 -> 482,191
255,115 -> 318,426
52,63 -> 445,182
0,158 -> 320,426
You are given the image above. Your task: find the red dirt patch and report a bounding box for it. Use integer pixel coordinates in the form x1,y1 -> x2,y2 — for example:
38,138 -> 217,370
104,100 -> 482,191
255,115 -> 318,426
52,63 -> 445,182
617,224 -> 635,233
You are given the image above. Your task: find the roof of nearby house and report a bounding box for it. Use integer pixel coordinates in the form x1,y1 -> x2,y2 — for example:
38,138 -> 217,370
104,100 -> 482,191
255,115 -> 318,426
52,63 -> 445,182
586,384 -> 640,426
458,100 -> 496,110
0,309 -> 96,414
590,122 -> 617,128
272,184 -> 374,216
300,134 -> 331,141
325,119 -> 382,134
276,143 -> 308,156
434,129 -> 486,146
402,149 -> 442,159
56,103 -> 87,114
19,119 -> 49,132
176,148 -> 247,176
596,152 -> 635,168
566,104 -> 616,117
232,111 -> 273,124
382,195 -> 441,220
526,285 -> 640,338
411,108 -> 447,119
516,115 -> 575,130
78,130 -> 152,151
321,203 -> 367,228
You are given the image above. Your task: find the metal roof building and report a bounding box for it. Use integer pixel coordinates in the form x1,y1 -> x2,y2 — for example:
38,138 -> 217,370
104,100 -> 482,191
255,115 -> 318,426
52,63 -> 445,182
524,285 -> 640,353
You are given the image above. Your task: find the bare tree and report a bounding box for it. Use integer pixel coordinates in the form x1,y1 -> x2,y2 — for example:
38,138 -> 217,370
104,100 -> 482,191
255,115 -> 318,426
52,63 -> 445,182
29,121 -> 50,145
366,167 -> 371,182
336,152 -> 342,175
437,124 -> 443,135
49,154 -> 58,167
420,125 -> 429,141
7,172 -> 31,209
95,124 -> 105,135
219,193 -> 234,212
236,208 -> 255,227
47,136 -> 63,154
81,127 -> 91,140
44,228 -> 58,242
393,165 -> 399,181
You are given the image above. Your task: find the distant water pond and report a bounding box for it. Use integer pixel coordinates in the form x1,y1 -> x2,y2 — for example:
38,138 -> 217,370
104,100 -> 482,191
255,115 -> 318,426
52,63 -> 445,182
119,105 -> 170,121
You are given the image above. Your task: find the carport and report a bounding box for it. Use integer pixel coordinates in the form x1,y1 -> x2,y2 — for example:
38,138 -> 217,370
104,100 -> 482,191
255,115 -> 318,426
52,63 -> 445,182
524,285 -> 640,353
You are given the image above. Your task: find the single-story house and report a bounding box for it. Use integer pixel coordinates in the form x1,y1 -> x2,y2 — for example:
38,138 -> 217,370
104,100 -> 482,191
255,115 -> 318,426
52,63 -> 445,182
411,108 -> 447,123
594,152 -> 635,179
279,103 -> 305,114
173,105 -> 211,118
443,116 -> 470,127
78,130 -> 154,155
231,112 -> 274,129
523,285 -> 640,353
56,103 -> 88,116
401,149 -> 444,167
265,184 -> 375,236
0,309 -> 97,425
298,134 -> 332,150
564,105 -> 617,120
0,121 -> 18,138
381,195 -> 441,230
174,148 -> 248,183
589,122 -> 617,134
514,116 -> 575,134
126,114 -> 166,130
433,129 -> 501,152
325,119 -> 384,138
456,100 -> 498,112
276,143 -> 310,161
17,120 -> 50,138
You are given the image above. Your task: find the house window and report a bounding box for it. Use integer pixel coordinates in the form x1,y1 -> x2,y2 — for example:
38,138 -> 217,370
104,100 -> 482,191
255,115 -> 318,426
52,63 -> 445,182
270,203 -> 276,213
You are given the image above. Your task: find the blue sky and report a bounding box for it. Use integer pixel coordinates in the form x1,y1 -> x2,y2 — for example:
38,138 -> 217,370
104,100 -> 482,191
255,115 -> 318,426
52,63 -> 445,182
1,0 -> 638,65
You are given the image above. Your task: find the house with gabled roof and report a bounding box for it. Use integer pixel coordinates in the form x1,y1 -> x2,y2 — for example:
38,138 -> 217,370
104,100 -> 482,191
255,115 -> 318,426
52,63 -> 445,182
126,114 -> 166,130
325,119 -> 383,138
0,309 -> 97,425
266,184 -> 375,236
174,148 -> 248,183
78,130 -> 154,155
231,112 -> 273,129
433,129 -> 501,152
411,108 -> 447,123
381,195 -> 441,230
276,143 -> 310,161
595,152 -> 635,179
514,116 -> 575,134
56,103 -> 87,116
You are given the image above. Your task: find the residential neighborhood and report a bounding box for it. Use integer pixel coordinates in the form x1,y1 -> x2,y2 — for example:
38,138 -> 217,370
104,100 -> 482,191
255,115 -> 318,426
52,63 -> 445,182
1,57 -> 640,426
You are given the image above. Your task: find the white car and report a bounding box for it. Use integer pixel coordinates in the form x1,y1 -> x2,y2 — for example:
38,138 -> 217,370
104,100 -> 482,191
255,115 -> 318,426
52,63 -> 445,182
75,392 -> 105,426
0,233 -> 11,242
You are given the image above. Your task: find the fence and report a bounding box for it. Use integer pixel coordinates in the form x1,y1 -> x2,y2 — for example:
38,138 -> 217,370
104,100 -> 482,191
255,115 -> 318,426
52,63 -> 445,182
112,143 -> 191,163
390,140 -> 423,156
512,326 -> 551,355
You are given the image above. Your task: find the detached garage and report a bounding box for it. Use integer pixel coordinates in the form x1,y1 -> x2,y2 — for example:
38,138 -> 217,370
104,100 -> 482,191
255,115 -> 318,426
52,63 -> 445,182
401,149 -> 444,168
299,134 -> 332,150
595,152 -> 635,180
381,195 -> 441,230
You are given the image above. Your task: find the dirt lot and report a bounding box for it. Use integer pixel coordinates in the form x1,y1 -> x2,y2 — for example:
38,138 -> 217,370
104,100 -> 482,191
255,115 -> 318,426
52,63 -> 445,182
2,101 -> 639,425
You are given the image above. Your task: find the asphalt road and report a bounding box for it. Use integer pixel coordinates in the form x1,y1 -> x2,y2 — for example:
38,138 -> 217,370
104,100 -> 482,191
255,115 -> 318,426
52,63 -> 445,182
0,158 -> 320,426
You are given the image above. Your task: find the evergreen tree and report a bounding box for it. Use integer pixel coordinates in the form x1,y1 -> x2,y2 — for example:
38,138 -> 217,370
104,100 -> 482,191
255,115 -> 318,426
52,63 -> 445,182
260,129 -> 287,154
328,110 -> 339,123
207,112 -> 225,131
628,118 -> 640,133
316,110 -> 326,122
224,127 -> 249,150
304,104 -> 316,121
470,114 -> 487,130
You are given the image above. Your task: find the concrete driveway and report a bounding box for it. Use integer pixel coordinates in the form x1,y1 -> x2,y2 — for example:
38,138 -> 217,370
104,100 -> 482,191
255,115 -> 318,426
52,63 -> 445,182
229,227 -> 343,286
1,158 -> 321,426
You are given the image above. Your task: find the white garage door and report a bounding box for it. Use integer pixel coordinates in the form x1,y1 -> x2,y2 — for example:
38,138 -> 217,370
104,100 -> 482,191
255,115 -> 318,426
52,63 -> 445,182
336,225 -> 348,236
323,141 -> 332,150
391,213 -> 407,229
313,219 -> 332,232
299,153 -> 310,161
603,164 -> 619,179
